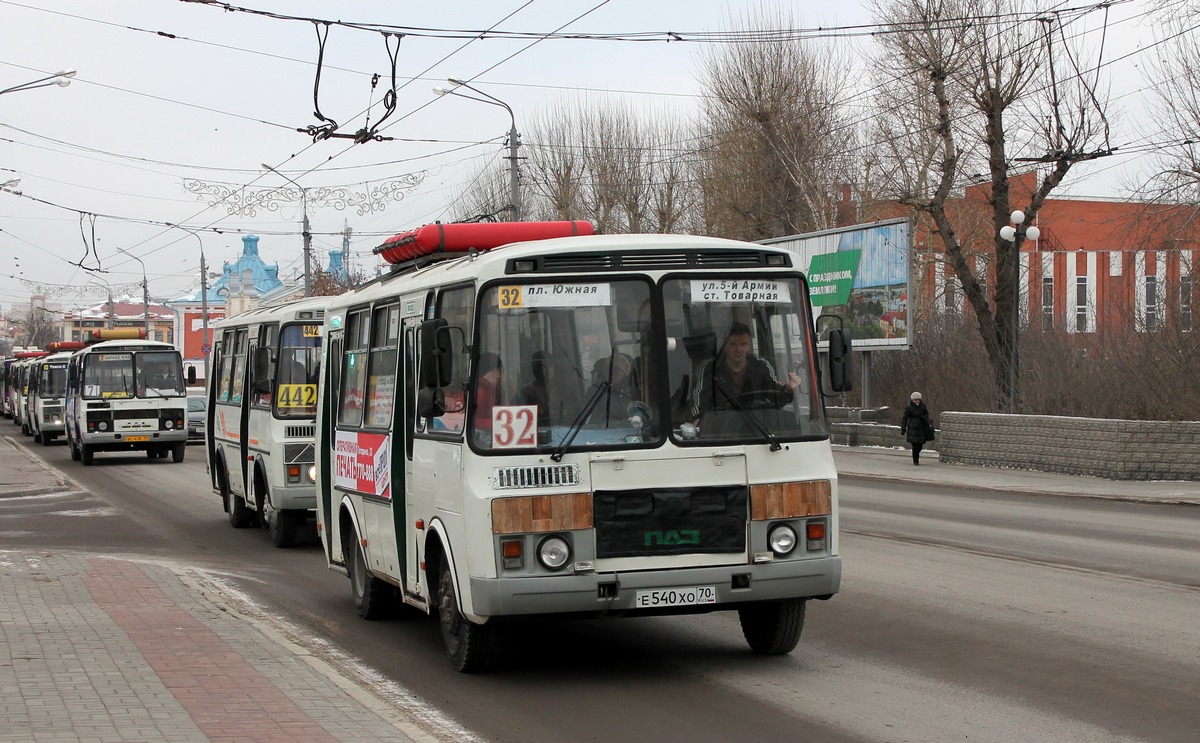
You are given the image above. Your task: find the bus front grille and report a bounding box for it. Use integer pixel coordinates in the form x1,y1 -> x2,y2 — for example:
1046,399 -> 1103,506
593,486 -> 748,558
492,464 -> 581,490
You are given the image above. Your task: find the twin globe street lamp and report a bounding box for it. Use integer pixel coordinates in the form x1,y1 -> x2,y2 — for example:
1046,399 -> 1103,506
999,210 -> 1041,413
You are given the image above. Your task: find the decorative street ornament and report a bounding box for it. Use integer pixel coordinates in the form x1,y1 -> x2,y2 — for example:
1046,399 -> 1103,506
183,172 -> 426,218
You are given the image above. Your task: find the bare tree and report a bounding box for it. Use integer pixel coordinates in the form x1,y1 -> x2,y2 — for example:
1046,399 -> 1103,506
695,7 -> 857,242
1140,14 -> 1200,206
868,0 -> 1112,410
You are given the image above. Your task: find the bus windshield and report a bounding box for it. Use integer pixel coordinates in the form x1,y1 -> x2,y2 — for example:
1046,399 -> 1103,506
135,351 -> 185,398
473,279 -> 660,452
470,275 -> 827,452
275,323 -> 321,417
83,353 -> 136,399
38,364 -> 67,398
663,276 -> 826,443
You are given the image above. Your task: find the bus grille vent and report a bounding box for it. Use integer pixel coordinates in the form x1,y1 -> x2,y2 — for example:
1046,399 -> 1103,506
286,425 -> 315,439
493,464 -> 581,490
519,249 -> 787,274
284,443 -> 315,464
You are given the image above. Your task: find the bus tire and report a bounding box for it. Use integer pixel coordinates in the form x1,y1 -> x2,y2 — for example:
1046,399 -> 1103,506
41,433 -> 52,446
171,443 -> 186,463
33,430 -> 42,443
348,533 -> 390,619
738,598 -> 806,655
438,560 -> 494,673
269,510 -> 301,548
81,444 -> 94,466
221,467 -> 253,528
146,448 -> 158,459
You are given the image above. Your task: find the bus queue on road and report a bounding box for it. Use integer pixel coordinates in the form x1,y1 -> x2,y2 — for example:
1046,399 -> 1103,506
2,221 -> 854,674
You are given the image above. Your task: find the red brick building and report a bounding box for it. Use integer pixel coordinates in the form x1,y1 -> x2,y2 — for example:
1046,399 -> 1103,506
901,173 -> 1198,337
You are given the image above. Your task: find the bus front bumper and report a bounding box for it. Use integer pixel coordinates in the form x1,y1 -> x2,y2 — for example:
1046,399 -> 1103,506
468,555 -> 840,619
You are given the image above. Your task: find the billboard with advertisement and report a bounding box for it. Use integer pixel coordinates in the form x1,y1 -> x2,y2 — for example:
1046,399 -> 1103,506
763,218 -> 911,351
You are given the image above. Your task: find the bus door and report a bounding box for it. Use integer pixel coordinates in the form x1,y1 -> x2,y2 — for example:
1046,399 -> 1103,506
402,315 -> 424,595
318,326 -> 343,566
238,332 -> 259,498
206,340 -> 223,491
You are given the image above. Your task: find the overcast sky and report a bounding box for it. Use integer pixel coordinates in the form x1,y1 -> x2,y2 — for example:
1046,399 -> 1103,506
0,0 -> 1166,315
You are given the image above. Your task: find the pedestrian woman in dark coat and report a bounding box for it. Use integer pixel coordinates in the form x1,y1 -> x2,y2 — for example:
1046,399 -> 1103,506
900,391 -> 934,465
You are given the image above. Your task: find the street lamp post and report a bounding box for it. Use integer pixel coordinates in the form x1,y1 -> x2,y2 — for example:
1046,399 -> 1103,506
86,276 -> 115,329
115,248 -> 150,337
261,164 -> 313,296
0,69 -> 76,96
999,210 -> 1040,413
434,79 -> 521,221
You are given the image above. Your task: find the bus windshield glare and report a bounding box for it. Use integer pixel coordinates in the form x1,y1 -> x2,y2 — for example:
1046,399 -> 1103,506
470,275 -> 826,453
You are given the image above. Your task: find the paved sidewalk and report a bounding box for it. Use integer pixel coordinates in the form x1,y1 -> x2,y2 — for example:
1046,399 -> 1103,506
0,434 -> 471,743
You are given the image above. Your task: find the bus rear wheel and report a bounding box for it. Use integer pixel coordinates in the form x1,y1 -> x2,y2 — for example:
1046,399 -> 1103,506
738,598 -> 806,655
438,561 -> 494,673
221,466 -> 253,528
348,533 -> 390,619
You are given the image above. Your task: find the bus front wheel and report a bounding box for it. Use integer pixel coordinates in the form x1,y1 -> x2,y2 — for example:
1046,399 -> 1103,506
171,443 -> 185,463
80,444 -> 94,466
437,561 -> 494,673
738,598 -> 806,655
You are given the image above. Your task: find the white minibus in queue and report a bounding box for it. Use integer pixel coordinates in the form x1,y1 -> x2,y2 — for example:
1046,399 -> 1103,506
64,329 -> 191,465
207,295 -> 328,547
315,221 -> 854,672
26,342 -> 85,444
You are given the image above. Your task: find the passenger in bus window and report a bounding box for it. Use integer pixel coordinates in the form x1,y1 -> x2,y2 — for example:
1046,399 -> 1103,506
473,352 -> 503,442
689,322 -> 801,422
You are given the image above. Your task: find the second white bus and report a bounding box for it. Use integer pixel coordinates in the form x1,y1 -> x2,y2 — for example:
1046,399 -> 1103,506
207,295 -> 328,547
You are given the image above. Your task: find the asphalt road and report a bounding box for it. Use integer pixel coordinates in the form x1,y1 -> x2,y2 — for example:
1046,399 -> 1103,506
7,435 -> 1199,743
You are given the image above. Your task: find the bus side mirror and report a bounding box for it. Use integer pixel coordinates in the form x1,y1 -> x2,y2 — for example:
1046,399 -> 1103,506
419,318 -> 453,388
252,346 -> 273,394
187,366 -> 197,385
416,387 -> 446,419
826,327 -> 853,393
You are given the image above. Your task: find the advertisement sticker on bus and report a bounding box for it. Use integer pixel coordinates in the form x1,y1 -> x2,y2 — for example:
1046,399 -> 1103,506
334,430 -> 391,499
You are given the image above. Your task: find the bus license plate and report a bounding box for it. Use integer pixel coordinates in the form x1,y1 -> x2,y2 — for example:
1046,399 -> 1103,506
634,586 -> 717,609
124,435 -> 150,442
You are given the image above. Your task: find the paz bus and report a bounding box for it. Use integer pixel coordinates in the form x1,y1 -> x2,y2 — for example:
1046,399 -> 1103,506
26,342 -> 86,444
8,349 -> 48,433
315,221 -> 853,672
207,295 -> 328,548
64,328 -> 191,465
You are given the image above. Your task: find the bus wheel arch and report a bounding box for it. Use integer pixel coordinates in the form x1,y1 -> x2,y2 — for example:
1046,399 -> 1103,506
427,527 -> 495,673
340,502 -> 391,619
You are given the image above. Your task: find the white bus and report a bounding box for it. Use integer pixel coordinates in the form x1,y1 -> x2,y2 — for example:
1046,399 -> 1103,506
8,351 -> 47,433
207,295 -> 328,548
316,222 -> 853,672
64,329 -> 191,465
26,342 -> 85,445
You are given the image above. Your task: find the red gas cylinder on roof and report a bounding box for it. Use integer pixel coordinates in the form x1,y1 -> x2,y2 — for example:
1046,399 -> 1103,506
374,220 -> 595,265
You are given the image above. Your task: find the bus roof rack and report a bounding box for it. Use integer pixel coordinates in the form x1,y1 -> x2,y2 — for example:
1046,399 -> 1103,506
374,220 -> 595,267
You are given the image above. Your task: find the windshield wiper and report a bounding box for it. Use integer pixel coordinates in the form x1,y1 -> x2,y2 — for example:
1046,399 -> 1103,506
551,381 -> 609,462
714,379 -> 781,452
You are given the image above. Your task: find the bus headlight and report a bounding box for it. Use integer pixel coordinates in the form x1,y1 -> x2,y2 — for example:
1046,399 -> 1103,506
307,465 -> 317,482
97,421 -> 108,432
164,419 -> 174,429
768,524 -> 798,556
537,535 -> 571,570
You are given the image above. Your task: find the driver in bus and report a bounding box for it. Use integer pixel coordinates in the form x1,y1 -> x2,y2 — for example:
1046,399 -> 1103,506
689,322 -> 801,423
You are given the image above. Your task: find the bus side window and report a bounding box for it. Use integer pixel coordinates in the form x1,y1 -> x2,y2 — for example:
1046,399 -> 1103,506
364,304 -> 399,428
218,330 -> 235,402
338,309 -> 369,428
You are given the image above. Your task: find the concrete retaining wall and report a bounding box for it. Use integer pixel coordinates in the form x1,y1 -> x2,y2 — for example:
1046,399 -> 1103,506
827,407 -> 1200,481
936,412 -> 1200,481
